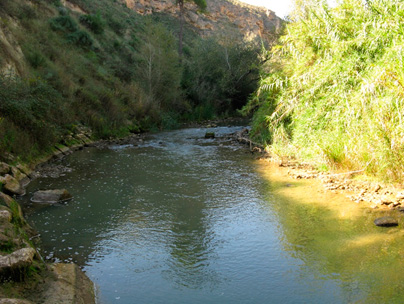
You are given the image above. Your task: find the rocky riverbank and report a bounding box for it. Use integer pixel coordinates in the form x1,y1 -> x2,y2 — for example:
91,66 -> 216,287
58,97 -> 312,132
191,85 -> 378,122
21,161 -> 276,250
236,129 -> 404,212
0,126 -> 100,303
0,122 -> 150,302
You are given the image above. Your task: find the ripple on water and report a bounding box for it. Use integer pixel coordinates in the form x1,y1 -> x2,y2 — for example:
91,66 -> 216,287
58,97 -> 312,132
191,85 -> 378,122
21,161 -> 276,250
19,126 -> 404,304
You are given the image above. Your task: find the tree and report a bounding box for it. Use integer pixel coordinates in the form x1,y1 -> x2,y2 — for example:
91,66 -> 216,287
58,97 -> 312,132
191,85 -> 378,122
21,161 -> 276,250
136,21 -> 182,110
176,0 -> 207,58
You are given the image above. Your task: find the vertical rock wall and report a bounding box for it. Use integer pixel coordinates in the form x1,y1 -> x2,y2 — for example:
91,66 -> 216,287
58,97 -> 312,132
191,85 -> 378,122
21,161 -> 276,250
121,0 -> 283,42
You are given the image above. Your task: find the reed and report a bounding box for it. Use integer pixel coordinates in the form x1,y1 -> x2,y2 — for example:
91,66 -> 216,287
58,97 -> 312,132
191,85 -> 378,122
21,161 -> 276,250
247,0 -> 404,181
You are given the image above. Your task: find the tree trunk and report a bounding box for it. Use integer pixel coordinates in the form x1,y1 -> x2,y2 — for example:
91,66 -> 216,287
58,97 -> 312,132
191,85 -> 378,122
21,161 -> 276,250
178,0 -> 184,58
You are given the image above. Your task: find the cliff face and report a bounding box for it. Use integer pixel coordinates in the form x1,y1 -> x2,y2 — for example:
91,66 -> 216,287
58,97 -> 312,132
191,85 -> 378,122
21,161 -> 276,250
122,0 -> 283,42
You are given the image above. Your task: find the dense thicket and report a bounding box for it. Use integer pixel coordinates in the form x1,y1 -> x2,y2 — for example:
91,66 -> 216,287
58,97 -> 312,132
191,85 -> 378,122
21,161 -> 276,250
0,0 -> 262,161
245,0 -> 404,181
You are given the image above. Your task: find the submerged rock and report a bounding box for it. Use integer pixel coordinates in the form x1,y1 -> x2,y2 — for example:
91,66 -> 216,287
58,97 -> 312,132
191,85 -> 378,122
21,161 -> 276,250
374,216 -> 398,227
205,132 -> 215,139
31,189 -> 72,204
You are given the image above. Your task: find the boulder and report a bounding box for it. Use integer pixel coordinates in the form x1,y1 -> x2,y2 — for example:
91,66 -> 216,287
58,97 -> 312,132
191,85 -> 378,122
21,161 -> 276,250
31,189 -> 72,204
10,167 -> 30,187
0,162 -> 10,175
16,163 -> 32,177
0,192 -> 14,207
10,167 -> 27,182
374,216 -> 398,227
0,247 -> 36,274
0,209 -> 12,223
1,175 -> 25,196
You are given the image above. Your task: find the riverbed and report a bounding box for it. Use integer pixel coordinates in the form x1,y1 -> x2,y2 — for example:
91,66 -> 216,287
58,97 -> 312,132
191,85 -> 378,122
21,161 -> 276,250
20,126 -> 404,303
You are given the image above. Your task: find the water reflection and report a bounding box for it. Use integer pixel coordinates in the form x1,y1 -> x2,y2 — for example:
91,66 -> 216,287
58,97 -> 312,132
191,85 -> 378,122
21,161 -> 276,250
18,126 -> 404,303
257,161 -> 404,303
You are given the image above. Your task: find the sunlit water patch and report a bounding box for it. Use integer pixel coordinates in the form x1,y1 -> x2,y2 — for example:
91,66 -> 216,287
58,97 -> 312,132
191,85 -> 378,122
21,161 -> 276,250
19,126 -> 404,303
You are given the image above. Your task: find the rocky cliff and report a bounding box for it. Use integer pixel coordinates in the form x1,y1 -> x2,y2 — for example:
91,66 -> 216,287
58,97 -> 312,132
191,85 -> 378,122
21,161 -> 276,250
122,0 -> 283,43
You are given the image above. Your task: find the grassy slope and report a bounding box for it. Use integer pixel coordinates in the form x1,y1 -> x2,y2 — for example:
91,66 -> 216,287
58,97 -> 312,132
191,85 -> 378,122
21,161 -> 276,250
0,0 -> 264,163
247,0 -> 404,181
0,0 -> 186,162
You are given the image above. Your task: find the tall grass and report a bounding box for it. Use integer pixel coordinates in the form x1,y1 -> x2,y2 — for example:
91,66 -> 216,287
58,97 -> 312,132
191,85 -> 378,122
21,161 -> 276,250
246,0 -> 404,181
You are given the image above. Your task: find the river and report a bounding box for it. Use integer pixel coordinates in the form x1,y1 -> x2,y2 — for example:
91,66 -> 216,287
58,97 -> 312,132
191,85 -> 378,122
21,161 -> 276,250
20,126 -> 404,303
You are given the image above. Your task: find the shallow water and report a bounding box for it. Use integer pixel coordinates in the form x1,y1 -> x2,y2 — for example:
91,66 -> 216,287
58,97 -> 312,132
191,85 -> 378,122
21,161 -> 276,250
21,126 -> 404,303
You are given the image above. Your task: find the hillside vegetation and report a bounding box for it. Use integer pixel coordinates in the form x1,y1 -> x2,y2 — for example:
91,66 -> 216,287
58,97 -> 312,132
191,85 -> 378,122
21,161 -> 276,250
246,0 -> 404,181
0,0 -> 264,162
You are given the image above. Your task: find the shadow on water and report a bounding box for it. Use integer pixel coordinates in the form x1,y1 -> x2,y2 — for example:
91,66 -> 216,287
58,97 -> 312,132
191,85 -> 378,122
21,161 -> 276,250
256,160 -> 404,303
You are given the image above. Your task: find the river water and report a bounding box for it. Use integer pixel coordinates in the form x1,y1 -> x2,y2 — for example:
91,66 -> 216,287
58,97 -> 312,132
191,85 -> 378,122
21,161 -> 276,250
20,126 -> 404,303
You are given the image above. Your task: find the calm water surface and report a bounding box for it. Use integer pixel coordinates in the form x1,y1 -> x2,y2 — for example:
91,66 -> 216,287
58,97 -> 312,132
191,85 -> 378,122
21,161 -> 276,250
21,126 -> 404,303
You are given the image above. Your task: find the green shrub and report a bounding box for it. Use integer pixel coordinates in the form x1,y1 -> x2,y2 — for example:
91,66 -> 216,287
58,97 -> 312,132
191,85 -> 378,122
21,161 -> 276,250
0,75 -> 67,160
49,15 -> 78,32
108,17 -> 125,35
26,51 -> 46,69
79,13 -> 104,34
66,30 -> 93,47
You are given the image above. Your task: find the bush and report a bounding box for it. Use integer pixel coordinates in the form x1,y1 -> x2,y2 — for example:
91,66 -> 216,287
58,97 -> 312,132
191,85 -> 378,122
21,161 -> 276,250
66,30 -> 93,47
26,51 -> 46,69
0,75 -> 68,160
49,15 -> 78,32
79,13 -> 104,34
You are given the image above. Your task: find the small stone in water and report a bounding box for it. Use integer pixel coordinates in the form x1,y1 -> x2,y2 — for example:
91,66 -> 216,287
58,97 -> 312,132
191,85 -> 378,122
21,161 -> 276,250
205,132 -> 215,139
374,216 -> 398,227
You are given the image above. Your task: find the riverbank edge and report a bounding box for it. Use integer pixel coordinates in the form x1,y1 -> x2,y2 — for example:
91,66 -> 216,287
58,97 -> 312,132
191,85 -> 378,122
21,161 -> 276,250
236,129 -> 404,212
0,126 -> 102,303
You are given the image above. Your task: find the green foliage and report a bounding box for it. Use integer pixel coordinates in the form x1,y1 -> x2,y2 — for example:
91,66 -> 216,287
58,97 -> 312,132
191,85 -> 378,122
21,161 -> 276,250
79,13 -> 105,34
0,75 -> 67,160
0,239 -> 15,254
49,15 -> 78,32
135,20 -> 184,112
0,0 -> 264,163
190,0 -> 207,10
25,50 -> 46,69
247,0 -> 404,180
66,30 -> 93,47
183,37 -> 261,115
49,14 -> 93,48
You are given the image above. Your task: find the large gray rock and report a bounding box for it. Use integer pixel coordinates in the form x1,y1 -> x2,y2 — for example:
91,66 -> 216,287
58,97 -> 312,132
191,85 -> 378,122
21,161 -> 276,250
374,216 -> 398,227
0,248 -> 36,273
31,189 -> 72,204
0,175 -> 25,196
